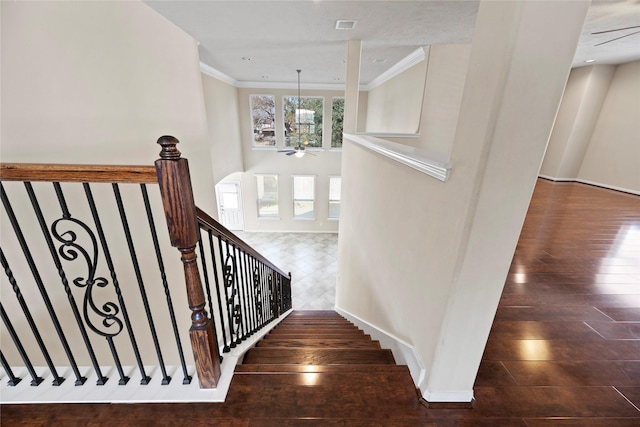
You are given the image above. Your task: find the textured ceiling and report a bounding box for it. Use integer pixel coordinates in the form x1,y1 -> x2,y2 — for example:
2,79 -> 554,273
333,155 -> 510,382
145,0 -> 640,86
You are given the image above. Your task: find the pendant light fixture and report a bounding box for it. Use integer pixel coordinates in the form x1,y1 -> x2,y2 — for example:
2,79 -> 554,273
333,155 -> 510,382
278,69 -> 313,158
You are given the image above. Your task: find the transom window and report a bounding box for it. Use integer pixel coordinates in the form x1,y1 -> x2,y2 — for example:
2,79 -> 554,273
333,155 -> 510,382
283,96 -> 324,149
292,175 -> 315,219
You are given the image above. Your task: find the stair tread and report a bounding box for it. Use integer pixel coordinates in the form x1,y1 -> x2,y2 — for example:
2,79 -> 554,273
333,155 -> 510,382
269,328 -> 365,334
263,334 -> 373,340
275,323 -> 358,328
256,339 -> 381,349
243,348 -> 396,365
235,364 -> 407,373
222,372 -> 425,419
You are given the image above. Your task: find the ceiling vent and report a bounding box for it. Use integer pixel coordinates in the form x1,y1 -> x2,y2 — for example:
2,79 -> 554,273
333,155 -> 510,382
335,20 -> 357,30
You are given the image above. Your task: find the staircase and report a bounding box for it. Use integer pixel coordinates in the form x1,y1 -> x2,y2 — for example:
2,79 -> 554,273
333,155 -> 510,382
227,310 -> 428,423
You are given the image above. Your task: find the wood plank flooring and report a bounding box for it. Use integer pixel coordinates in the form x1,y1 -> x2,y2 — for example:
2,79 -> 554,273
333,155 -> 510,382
2,179 -> 639,425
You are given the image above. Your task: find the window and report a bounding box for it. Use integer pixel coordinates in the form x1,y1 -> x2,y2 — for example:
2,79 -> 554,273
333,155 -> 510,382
328,177 -> 341,219
255,175 -> 278,218
250,95 -> 276,147
293,176 -> 315,219
331,97 -> 344,149
283,96 -> 324,148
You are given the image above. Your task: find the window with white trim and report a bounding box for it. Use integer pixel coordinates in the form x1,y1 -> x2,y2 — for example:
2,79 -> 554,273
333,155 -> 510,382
293,175 -> 315,219
255,174 -> 279,218
328,176 -> 341,219
283,96 -> 324,148
331,97 -> 344,149
250,95 -> 276,148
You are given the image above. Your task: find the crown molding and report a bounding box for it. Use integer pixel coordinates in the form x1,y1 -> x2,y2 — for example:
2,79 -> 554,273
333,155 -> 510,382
236,81 -> 345,91
362,46 -> 428,91
199,62 -> 237,86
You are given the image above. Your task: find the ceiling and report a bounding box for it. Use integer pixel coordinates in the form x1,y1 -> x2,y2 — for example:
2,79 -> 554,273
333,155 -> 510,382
145,0 -> 640,86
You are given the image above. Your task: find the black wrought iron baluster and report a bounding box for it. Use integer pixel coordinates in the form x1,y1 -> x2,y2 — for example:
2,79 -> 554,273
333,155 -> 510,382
0,248 -> 64,386
0,351 -> 21,386
247,255 -> 257,333
84,182 -> 149,385
209,232 -> 228,355
262,263 -> 270,326
258,261 -> 266,327
113,183 -> 159,385
233,245 -> 247,341
197,231 -> 219,359
24,182 -> 99,386
11,183 -> 89,385
217,236 -> 234,351
252,259 -> 262,327
243,252 -> 255,335
267,269 -> 275,321
0,303 -> 43,386
223,240 -> 241,346
141,185 -> 191,384
49,182 -> 118,384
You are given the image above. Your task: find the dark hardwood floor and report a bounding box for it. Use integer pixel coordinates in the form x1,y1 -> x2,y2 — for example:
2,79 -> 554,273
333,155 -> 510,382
2,179 -> 639,425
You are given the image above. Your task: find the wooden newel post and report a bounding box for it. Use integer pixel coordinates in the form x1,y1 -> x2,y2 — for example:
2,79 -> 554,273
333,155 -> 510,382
154,135 -> 221,389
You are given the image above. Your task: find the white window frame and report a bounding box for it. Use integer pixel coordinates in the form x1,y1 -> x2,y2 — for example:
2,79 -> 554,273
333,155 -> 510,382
328,176 -> 341,220
330,97 -> 345,151
292,175 -> 316,220
282,95 -> 325,150
250,94 -> 277,150
255,174 -> 279,219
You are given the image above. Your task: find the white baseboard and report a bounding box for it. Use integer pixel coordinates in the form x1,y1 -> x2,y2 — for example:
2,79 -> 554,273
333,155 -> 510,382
422,389 -> 475,403
538,175 -> 640,195
0,309 -> 293,404
334,307 -> 426,392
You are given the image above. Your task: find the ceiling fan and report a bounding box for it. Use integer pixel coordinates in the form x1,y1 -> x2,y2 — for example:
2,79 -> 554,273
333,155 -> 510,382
592,25 -> 640,46
278,69 -> 315,158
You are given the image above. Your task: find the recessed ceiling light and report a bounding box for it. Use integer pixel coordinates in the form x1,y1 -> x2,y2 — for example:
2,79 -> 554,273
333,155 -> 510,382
585,59 -> 596,63
335,20 -> 357,30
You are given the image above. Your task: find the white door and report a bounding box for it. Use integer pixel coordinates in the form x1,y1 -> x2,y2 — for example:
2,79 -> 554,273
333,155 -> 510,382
216,181 -> 244,230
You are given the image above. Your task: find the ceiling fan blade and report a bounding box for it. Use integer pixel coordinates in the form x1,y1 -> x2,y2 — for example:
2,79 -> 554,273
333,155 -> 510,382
594,30 -> 640,46
286,151 -> 296,156
592,25 -> 640,35
277,149 -> 295,153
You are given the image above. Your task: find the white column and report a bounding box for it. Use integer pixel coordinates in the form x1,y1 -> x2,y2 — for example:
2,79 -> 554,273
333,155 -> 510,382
343,40 -> 362,135
424,0 -> 590,402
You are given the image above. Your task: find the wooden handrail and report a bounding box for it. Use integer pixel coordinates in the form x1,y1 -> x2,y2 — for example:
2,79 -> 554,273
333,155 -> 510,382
0,163 -> 158,183
196,207 -> 289,278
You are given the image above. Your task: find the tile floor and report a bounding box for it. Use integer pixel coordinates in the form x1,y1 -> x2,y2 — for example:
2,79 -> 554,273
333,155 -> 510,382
233,232 -> 338,310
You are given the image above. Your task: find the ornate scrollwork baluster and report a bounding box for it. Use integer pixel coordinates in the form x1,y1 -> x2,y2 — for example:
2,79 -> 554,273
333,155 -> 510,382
222,250 -> 242,346
253,265 -> 262,324
51,208 -> 130,385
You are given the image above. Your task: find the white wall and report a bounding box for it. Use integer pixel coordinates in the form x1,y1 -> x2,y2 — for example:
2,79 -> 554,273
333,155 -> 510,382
364,59 -> 428,134
577,61 -> 640,192
379,45 -> 471,157
337,0 -> 589,402
236,87 -> 343,232
0,1 -> 217,368
540,65 -> 615,180
201,73 -> 245,187
540,61 -> 639,194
